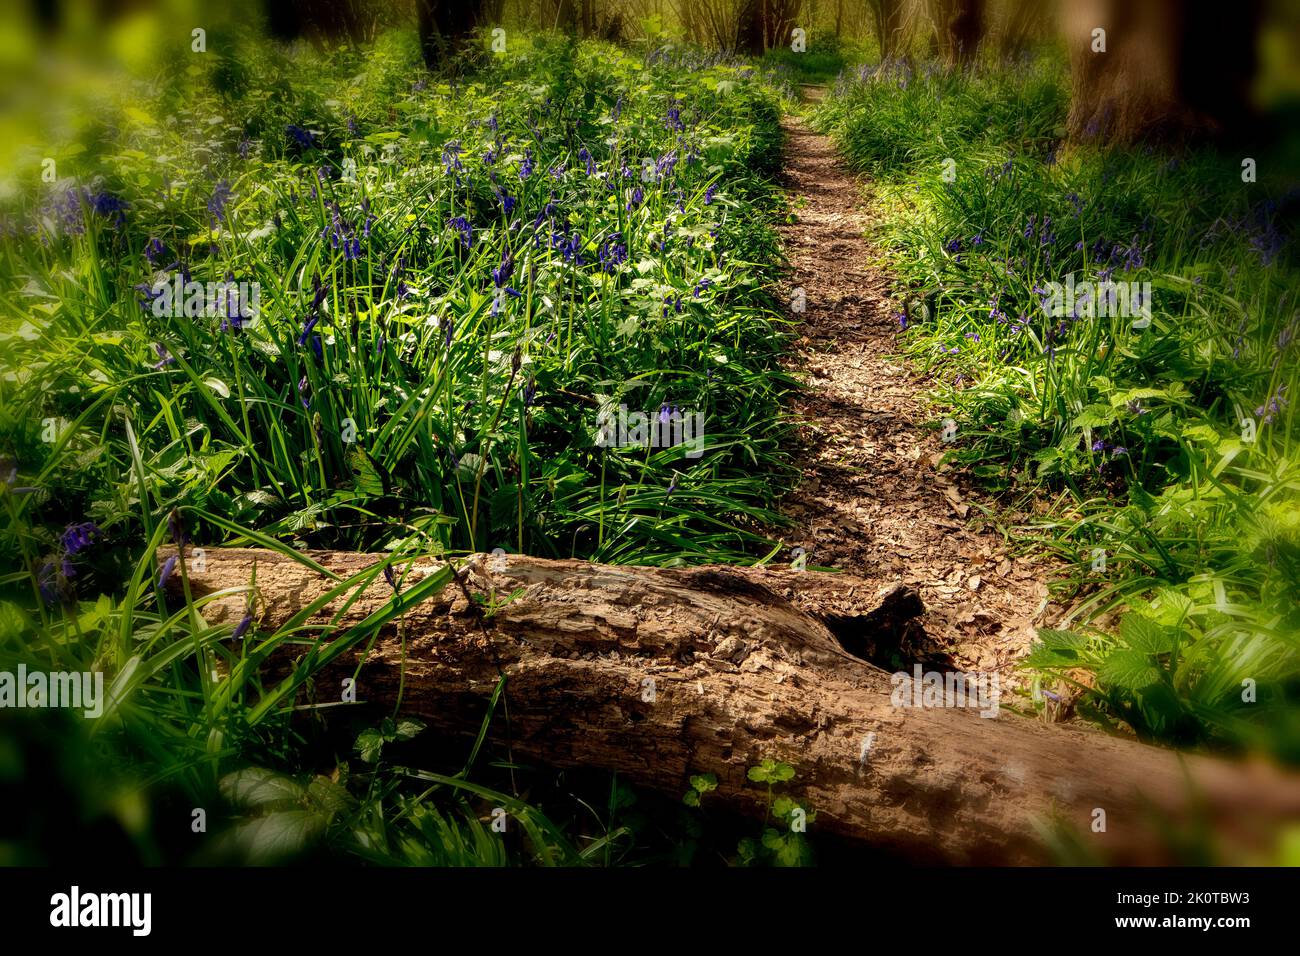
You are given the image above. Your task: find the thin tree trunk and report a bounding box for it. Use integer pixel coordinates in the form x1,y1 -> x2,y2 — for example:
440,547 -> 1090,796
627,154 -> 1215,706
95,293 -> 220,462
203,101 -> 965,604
169,547 -> 1300,864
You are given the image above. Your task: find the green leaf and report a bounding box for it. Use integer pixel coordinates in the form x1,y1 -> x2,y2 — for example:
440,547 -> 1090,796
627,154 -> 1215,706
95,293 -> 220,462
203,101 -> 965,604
355,728 -> 385,763
1037,628 -> 1089,650
226,809 -> 324,864
219,767 -> 304,809
1119,614 -> 1176,655
689,773 -> 718,793
394,718 -> 426,741
747,759 -> 795,784
1098,649 -> 1162,690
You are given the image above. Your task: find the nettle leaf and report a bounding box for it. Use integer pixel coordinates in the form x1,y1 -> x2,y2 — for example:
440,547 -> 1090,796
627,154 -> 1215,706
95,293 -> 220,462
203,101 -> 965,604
1073,404 -> 1117,429
393,718 -> 426,741
219,767 -> 304,809
1037,628 -> 1089,650
1119,614 -> 1176,654
306,775 -> 353,816
1024,645 -> 1078,669
455,452 -> 486,481
227,809 -> 324,864
1179,423 -> 1222,446
1098,649 -> 1162,690
346,445 -> 388,496
1109,386 -> 1169,408
354,728 -> 386,763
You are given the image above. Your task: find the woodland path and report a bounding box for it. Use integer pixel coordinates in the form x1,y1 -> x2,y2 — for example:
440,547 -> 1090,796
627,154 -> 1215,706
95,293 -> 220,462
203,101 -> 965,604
775,88 -> 1054,682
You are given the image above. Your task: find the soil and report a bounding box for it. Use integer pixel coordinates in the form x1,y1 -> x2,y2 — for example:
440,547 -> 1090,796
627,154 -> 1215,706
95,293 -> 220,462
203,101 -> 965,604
774,90 -> 1059,684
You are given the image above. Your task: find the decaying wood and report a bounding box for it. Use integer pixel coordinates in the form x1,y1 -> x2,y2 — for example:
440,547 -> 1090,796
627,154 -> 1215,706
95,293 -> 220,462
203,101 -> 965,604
167,547 -> 1300,864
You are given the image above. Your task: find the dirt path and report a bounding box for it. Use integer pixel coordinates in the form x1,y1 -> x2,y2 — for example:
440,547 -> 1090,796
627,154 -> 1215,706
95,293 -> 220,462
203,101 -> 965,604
775,96 -> 1054,681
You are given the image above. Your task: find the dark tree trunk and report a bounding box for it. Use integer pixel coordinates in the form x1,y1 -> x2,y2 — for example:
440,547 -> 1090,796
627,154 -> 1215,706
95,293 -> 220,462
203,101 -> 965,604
736,0 -> 766,55
1064,0 -> 1262,145
416,0 -> 485,70
947,0 -> 984,68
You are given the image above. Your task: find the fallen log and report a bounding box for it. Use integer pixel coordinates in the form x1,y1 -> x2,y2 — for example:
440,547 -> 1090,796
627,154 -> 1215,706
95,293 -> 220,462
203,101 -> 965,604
167,547 -> 1300,864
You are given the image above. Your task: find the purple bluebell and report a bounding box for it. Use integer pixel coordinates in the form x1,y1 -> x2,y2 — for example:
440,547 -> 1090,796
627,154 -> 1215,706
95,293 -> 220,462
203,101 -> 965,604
158,555 -> 178,588
60,522 -> 99,556
448,216 -> 473,249
287,124 -> 316,149
208,180 -> 232,224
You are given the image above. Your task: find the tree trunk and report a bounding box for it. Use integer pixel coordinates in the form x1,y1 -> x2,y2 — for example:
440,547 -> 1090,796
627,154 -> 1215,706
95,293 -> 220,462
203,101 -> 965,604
736,0 -> 766,56
415,0 -> 484,70
1063,0 -> 1262,145
868,0 -> 905,60
168,547 -> 1300,864
947,0 -> 983,69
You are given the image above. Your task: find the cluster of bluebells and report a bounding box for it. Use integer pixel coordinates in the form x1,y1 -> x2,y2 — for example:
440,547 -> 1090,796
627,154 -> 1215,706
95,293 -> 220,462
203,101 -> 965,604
1256,384 -> 1288,427
1090,439 -> 1129,472
38,522 -> 100,605
322,199 -> 371,260
42,185 -> 129,237
286,124 -> 317,150
208,180 -> 233,226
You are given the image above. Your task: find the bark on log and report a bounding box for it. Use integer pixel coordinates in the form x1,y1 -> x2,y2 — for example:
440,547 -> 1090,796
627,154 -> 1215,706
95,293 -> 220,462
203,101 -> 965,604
168,547 -> 1300,864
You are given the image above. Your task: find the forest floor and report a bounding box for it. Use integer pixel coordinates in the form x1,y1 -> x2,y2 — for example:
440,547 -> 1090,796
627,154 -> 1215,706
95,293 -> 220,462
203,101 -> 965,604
775,88 -> 1058,684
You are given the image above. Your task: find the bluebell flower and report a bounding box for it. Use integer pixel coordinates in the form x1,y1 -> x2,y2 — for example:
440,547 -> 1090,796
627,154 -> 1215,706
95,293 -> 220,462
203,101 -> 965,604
232,610 -> 254,640
158,555 -> 178,588
287,124 -> 316,149
208,180 -> 232,224
598,233 -> 626,273
87,190 -> 129,223
60,522 -> 99,556
442,141 -> 464,179
448,216 -> 473,249
144,237 -> 166,265
298,314 -> 319,348
492,253 -> 515,287
666,101 -> 684,131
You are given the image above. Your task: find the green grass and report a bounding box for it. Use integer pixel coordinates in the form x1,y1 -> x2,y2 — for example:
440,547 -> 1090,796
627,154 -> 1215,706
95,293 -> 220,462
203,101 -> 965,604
0,28 -> 806,865
818,56 -> 1300,761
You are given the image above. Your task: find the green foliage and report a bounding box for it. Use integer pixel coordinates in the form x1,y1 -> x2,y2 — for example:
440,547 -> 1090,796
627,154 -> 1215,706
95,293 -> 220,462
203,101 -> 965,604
0,29 -> 794,865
